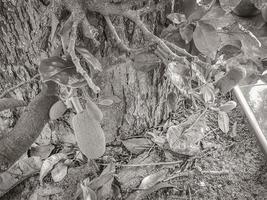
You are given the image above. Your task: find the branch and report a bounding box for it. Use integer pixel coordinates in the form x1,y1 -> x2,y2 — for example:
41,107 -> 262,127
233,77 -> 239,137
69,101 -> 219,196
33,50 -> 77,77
0,74 -> 40,98
67,16 -> 100,93
0,98 -> 27,112
84,1 -> 186,64
104,15 -> 132,53
0,81 -> 59,172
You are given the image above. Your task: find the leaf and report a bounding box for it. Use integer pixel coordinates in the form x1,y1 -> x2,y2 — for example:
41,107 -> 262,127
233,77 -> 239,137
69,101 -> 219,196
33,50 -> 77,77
139,170 -> 168,190
49,100 -> 67,120
98,99 -> 114,106
72,110 -> 106,159
167,13 -> 187,25
39,57 -> 86,88
166,117 -> 206,156
188,7 -> 207,23
122,138 -> 152,154
51,162 -> 68,182
218,111 -> 230,133
200,83 -> 215,103
215,67 -> 246,94
86,99 -> 103,122
39,153 -> 67,185
30,144 -> 55,159
179,24 -> 194,44
219,0 -> 242,13
219,101 -> 237,112
76,47 -> 102,72
193,21 -> 220,59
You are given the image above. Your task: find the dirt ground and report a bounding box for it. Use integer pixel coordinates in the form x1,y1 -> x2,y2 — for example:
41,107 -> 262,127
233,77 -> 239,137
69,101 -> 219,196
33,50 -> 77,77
1,95 -> 267,200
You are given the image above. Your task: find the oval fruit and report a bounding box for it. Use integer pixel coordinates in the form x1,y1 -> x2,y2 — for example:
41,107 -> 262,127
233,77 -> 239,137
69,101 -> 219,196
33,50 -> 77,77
232,0 -> 260,17
72,110 -> 105,159
49,100 -> 67,120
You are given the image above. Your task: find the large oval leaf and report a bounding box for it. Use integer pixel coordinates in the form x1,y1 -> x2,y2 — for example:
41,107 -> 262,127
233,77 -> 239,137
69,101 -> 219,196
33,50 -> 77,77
193,21 -> 220,59
72,110 -> 106,159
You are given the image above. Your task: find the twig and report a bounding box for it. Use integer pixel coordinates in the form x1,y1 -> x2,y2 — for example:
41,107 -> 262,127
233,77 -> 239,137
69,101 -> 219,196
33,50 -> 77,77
104,15 -> 132,53
67,15 -> 100,94
86,1 -> 185,63
101,160 -> 184,167
0,74 -> 40,98
165,169 -> 230,181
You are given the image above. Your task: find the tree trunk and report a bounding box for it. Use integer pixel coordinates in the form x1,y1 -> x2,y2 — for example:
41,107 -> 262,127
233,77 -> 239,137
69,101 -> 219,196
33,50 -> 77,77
0,0 -> 174,164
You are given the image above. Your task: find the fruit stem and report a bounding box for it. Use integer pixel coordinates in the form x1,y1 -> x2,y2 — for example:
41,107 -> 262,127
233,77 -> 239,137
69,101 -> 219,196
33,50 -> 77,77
70,96 -> 83,113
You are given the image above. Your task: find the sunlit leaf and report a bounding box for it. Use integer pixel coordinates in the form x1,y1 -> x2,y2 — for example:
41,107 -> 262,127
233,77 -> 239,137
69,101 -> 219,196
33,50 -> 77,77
193,21 -> 220,59
218,111 -> 230,133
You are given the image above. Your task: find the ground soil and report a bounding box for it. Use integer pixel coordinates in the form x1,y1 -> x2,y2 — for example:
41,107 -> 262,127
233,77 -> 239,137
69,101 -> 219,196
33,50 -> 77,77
1,94 -> 267,200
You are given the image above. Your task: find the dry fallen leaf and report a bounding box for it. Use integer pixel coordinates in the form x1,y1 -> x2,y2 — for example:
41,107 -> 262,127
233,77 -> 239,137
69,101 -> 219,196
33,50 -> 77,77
51,162 -> 68,182
39,153 -> 67,185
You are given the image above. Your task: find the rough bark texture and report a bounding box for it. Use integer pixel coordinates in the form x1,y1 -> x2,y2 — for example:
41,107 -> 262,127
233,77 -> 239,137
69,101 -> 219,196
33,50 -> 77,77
0,0 -> 174,164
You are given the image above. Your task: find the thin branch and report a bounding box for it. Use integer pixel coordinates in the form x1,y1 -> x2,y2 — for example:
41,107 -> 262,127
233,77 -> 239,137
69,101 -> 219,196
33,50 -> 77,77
85,1 -> 186,64
0,74 -> 40,99
104,15 -> 132,53
67,16 -> 100,94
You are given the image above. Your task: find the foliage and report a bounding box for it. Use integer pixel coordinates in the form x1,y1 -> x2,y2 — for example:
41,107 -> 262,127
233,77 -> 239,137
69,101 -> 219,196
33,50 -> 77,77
1,0 -> 267,198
